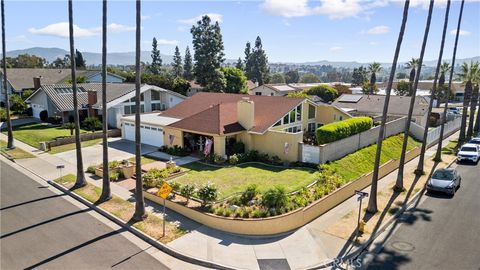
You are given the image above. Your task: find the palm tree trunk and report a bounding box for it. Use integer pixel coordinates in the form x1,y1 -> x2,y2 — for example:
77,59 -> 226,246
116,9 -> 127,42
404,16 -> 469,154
68,0 -> 86,187
395,0 -> 434,190
367,0 -> 410,213
99,0 -> 111,202
132,0 -> 146,221
409,68 -> 415,96
417,0 -> 451,173
1,0 -> 14,149
458,81 -> 471,143
370,73 -> 376,95
435,0 -> 465,161
474,86 -> 480,133
466,84 -> 478,139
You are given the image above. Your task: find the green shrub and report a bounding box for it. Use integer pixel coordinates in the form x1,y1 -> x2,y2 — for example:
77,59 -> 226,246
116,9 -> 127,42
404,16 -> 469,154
240,184 -> 259,205
159,145 -> 189,156
108,160 -> 121,169
229,154 -> 239,165
180,184 -> 195,203
109,171 -> 120,181
0,107 -> 7,121
316,116 -> 373,144
86,165 -> 97,174
170,181 -> 181,191
9,94 -> 27,115
232,141 -> 245,154
63,122 -> 76,136
82,117 -> 102,132
305,85 -> 338,102
261,186 -> 288,209
197,182 -> 218,206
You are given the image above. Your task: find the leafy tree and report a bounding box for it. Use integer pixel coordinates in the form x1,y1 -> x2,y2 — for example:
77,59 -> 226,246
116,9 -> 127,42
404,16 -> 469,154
172,77 -> 190,96
352,66 -> 368,86
326,71 -> 342,82
299,73 -> 321,83
21,89 -> 34,100
396,72 -> 407,79
75,50 -> 86,69
305,85 -> 338,102
2,53 -> 45,68
284,70 -> 299,83
235,57 -> 244,70
172,46 -> 183,77
191,15 -> 225,87
221,67 -> 248,94
367,62 -> 382,95
9,94 -> 27,114
50,57 -> 68,68
150,37 -> 162,74
180,184 -> 195,204
287,91 -> 308,98
393,80 -> 410,96
269,73 -> 285,83
65,76 -> 87,84
183,46 -> 194,80
205,68 -> 226,92
250,36 -> 269,85
361,81 -> 379,94
332,84 -> 351,95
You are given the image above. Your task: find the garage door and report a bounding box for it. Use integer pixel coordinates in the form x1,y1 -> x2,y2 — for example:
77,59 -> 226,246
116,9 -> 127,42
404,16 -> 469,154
122,122 -> 164,147
31,104 -> 45,119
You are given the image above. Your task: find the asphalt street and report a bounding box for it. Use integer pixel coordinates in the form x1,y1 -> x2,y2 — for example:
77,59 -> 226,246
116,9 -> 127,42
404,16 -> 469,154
365,161 -> 480,270
0,159 -> 170,270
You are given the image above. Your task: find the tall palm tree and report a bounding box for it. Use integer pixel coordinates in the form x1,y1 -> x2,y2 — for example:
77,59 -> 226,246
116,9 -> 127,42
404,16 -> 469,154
457,61 -> 476,143
132,0 -> 146,221
416,0 -> 451,174
68,0 -> 86,187
465,62 -> 479,139
436,62 -> 451,107
367,0 -> 410,213
98,0 -> 111,202
395,0 -> 434,190
368,62 -> 382,94
475,82 -> 480,134
405,58 -> 420,96
1,0 -> 14,149
435,0 -> 465,161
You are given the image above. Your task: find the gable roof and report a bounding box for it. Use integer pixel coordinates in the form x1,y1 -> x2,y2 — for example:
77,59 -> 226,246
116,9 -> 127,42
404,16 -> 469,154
332,94 -> 429,116
161,92 -> 304,135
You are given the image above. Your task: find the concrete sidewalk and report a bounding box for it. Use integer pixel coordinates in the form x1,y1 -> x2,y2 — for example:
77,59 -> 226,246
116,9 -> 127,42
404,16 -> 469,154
0,132 -> 458,270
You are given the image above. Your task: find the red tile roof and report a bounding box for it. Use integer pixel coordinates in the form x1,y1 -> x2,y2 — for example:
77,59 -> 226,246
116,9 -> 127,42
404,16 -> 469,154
162,92 -> 304,135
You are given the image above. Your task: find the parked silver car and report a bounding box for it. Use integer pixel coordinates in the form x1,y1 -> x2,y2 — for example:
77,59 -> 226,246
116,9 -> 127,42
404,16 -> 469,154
427,168 -> 461,196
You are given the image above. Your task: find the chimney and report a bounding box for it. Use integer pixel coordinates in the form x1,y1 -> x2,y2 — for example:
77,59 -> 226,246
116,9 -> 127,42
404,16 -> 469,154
237,97 -> 255,130
87,90 -> 97,117
33,76 -> 42,90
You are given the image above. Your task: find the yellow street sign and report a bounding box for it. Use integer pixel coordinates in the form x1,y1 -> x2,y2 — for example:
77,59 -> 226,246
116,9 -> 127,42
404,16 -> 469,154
158,182 -> 173,199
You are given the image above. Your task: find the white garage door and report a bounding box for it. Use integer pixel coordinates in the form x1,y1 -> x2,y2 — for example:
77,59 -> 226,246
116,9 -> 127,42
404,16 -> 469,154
31,104 -> 45,119
122,122 -> 164,147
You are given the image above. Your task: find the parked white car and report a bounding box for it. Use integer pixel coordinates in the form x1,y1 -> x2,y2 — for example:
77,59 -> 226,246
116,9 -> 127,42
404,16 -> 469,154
457,143 -> 480,163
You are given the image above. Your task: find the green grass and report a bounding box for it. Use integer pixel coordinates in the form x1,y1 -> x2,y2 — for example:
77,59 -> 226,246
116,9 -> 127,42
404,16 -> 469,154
176,162 -> 317,199
49,138 -> 103,154
441,140 -> 458,156
2,123 -> 87,148
326,134 -> 420,182
128,156 -> 159,165
0,140 -> 35,159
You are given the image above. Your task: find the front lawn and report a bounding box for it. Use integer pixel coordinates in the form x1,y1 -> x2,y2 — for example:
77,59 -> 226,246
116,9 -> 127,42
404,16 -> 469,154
49,138 -> 103,154
2,123 -> 87,148
176,162 -> 317,199
0,140 -> 35,159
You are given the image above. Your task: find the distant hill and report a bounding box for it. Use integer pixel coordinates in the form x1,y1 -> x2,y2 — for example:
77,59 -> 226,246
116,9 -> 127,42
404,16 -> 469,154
3,47 -> 479,68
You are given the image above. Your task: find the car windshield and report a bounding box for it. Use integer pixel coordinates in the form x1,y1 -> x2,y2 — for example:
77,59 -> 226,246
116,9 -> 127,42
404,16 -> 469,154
432,170 -> 454,180
469,139 -> 480,144
461,147 -> 477,152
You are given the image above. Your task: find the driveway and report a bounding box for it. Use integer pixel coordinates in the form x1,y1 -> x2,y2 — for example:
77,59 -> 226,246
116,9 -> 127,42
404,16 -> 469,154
54,138 -> 159,167
0,117 -> 39,130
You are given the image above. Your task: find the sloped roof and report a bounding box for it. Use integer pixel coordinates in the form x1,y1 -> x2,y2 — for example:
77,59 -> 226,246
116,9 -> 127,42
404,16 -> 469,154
161,92 -> 304,134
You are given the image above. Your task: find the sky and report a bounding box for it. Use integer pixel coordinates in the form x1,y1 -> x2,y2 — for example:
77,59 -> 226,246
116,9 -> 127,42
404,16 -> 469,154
3,0 -> 480,63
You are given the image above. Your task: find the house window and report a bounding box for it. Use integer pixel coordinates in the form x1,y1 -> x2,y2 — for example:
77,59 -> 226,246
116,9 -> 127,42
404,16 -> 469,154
308,122 -> 316,132
151,103 -> 162,111
129,93 -> 144,102
296,104 -> 302,121
283,114 -> 290,125
274,120 -> 281,127
270,93 -> 274,96
308,104 -> 316,119
339,116 -> 343,121
124,104 -> 144,114
151,91 -> 160,100
255,92 -> 262,96
285,125 -> 301,133
289,110 -> 296,123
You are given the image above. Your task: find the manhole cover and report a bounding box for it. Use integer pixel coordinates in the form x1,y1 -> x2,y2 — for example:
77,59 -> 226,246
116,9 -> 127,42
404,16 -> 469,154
391,241 -> 415,252
257,259 -> 291,270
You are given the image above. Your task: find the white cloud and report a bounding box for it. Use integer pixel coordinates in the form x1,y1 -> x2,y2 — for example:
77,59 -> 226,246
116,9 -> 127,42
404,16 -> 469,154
178,13 -> 223,25
29,22 -> 136,38
330,46 -> 343,52
450,29 -> 471,36
365,25 -> 390,35
409,0 -> 448,9
260,0 -> 388,19
156,39 -> 178,46
141,14 -> 151,21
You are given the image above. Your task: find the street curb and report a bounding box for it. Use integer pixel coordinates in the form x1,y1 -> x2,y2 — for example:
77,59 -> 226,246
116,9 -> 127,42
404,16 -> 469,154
5,157 -> 241,270
305,156 -> 457,270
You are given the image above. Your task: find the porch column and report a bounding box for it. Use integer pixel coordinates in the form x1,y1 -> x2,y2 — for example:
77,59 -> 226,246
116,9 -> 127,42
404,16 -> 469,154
213,136 -> 226,158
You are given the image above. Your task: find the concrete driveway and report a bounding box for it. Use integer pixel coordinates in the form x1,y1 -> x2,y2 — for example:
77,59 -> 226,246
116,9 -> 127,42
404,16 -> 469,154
54,138 -> 159,167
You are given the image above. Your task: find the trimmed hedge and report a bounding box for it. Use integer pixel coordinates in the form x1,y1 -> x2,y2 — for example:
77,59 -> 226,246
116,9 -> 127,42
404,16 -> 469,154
316,116 -> 373,144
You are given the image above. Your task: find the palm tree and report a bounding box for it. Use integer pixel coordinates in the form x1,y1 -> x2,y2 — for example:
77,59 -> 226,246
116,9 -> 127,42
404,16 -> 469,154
457,61 -> 476,143
98,0 -> 111,202
466,62 -> 479,139
395,0 -> 434,190
475,82 -> 480,134
367,0 -> 410,213
416,0 -> 451,174
435,0 -> 465,161
436,62 -> 451,107
368,62 -> 382,94
405,58 -> 420,96
68,0 -> 87,188
132,0 -> 146,221
1,0 -> 14,149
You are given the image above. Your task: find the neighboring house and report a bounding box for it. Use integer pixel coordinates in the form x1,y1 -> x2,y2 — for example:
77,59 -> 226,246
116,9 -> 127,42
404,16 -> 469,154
25,83 -> 186,128
120,92 -> 351,161
0,68 -> 125,105
332,94 -> 430,126
250,83 -> 351,97
377,80 -> 464,101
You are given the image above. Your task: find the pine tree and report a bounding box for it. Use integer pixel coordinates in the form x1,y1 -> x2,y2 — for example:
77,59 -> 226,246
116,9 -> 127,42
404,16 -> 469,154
235,57 -> 244,70
172,46 -> 183,77
183,46 -> 194,80
150,37 -> 162,74
75,49 -> 86,69
191,15 -> 225,88
249,36 -> 269,85
244,41 -> 252,80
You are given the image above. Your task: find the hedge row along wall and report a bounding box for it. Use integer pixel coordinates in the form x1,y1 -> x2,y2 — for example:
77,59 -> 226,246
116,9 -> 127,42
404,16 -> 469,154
316,116 -> 373,145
